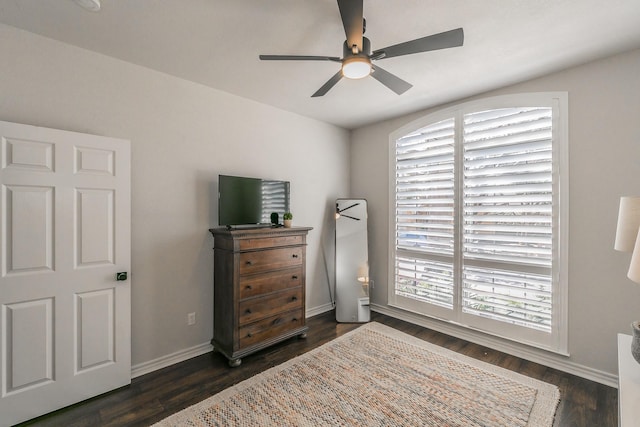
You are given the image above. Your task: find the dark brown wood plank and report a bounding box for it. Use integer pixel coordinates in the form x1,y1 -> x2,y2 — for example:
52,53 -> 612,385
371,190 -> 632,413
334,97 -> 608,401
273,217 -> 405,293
18,310 -> 617,427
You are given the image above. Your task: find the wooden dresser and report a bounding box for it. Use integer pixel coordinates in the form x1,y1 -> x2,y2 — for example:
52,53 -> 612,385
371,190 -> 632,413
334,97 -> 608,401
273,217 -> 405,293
209,226 -> 312,367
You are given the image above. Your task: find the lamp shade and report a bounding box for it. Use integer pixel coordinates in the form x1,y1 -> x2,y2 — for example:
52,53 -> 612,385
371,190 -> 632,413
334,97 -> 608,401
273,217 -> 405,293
628,228 -> 640,283
615,196 -> 640,252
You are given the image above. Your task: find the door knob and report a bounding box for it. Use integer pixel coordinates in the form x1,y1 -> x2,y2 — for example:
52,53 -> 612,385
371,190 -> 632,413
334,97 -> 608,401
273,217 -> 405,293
116,272 -> 128,281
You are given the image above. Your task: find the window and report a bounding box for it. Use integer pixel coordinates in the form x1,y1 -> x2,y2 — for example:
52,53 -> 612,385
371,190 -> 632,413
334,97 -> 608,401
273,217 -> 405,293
389,93 -> 568,354
260,180 -> 290,224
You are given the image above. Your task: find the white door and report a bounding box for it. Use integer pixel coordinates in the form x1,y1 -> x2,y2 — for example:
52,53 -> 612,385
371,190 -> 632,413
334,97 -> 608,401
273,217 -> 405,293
0,121 -> 131,426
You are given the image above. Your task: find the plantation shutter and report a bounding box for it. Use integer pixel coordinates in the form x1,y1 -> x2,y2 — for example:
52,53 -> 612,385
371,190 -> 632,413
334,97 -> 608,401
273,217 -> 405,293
391,94 -> 567,353
461,107 -> 553,332
260,180 -> 290,223
394,118 -> 455,309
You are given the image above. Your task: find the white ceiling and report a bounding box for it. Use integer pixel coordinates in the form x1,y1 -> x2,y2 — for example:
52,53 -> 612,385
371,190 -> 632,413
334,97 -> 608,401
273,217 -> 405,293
1,0 -> 640,129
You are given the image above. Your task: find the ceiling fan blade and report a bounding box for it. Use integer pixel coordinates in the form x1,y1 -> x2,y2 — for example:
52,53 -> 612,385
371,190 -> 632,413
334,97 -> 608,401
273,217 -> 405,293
337,0 -> 364,52
259,55 -> 341,62
372,28 -> 464,59
311,70 -> 343,97
370,65 -> 412,95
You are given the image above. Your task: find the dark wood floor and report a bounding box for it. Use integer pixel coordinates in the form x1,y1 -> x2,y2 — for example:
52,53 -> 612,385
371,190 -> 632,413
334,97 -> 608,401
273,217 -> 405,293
19,311 -> 617,427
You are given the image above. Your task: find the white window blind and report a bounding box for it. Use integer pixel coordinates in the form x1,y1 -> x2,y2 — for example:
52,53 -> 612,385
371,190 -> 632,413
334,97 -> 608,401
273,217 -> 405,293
395,118 -> 455,309
462,107 -> 553,332
260,180 -> 290,223
390,94 -> 568,353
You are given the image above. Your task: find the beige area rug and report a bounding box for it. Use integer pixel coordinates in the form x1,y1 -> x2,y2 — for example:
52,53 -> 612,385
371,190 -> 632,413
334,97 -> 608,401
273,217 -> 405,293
153,322 -> 560,426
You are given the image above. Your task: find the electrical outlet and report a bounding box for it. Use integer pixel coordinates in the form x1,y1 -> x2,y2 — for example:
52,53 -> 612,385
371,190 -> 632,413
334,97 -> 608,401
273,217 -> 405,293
187,312 -> 196,326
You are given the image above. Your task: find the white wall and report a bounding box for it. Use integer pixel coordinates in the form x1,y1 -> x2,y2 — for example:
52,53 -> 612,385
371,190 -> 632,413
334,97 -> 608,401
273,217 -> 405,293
4,19 -> 638,384
0,23 -> 349,367
351,48 -> 640,383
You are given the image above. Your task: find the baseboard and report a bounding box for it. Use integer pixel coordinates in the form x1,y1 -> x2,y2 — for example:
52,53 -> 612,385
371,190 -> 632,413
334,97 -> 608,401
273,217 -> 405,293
132,304 -> 335,379
130,303 -> 617,388
371,304 -> 618,388
306,302 -> 334,318
133,303 -> 616,387
131,342 -> 213,379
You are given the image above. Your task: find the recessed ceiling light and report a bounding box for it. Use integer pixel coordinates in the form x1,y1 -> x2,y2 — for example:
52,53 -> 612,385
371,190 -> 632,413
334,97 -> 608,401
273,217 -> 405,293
73,0 -> 101,12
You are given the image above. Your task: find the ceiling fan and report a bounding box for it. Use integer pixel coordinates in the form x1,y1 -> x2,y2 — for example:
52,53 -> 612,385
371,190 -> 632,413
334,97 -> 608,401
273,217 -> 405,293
259,0 -> 464,97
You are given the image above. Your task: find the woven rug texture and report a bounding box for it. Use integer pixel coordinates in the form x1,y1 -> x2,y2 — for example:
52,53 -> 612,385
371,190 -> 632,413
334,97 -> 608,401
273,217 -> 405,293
153,322 -> 560,426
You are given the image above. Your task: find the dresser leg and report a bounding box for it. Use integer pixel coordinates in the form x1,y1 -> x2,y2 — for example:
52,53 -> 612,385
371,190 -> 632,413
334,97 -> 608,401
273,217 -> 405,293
298,332 -> 307,339
228,358 -> 242,368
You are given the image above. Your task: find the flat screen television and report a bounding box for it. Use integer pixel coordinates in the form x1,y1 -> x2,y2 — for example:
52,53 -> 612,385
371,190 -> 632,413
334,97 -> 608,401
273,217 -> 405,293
218,174 -> 290,228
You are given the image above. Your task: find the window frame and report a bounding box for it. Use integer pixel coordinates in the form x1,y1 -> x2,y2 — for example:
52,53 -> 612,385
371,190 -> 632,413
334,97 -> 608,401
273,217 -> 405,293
388,92 -> 569,355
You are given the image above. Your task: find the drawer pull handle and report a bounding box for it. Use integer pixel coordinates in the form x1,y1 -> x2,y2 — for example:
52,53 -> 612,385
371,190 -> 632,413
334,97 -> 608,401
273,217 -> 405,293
292,318 -> 298,322
247,333 -> 253,338
291,296 -> 298,301
292,275 -> 298,280
292,254 -> 299,258
272,318 -> 283,325
245,285 -> 252,290
245,260 -> 253,265
245,309 -> 252,314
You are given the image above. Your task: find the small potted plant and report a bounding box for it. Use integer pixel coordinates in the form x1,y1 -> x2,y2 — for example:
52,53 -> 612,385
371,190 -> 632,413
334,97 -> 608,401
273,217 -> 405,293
283,212 -> 293,228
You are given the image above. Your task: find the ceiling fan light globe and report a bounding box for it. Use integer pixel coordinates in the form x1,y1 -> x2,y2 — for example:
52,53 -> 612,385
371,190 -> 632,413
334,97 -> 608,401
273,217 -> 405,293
342,57 -> 372,79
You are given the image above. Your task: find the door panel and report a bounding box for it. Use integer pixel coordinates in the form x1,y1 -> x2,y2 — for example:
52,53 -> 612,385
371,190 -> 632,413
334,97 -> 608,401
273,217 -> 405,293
2,298 -> 54,395
76,188 -> 115,266
75,146 -> 114,176
0,121 -> 131,426
2,137 -> 54,172
4,185 -> 54,274
76,289 -> 115,372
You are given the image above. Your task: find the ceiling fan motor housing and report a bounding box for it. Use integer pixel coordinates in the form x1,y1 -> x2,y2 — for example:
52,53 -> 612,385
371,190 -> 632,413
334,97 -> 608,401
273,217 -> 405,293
344,37 -> 371,57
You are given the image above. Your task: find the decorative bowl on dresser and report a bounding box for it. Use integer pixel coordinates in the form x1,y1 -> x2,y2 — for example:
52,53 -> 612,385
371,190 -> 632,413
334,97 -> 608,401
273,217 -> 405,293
209,226 -> 312,367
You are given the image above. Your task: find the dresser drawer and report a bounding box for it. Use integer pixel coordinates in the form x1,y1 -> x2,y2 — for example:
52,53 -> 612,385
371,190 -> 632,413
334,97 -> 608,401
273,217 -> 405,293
239,267 -> 302,299
239,235 -> 303,250
239,309 -> 304,349
240,247 -> 303,275
239,287 -> 302,325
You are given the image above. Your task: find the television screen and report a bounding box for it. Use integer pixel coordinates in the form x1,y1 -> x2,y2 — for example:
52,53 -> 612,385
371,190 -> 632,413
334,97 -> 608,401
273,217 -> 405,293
218,175 -> 290,227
